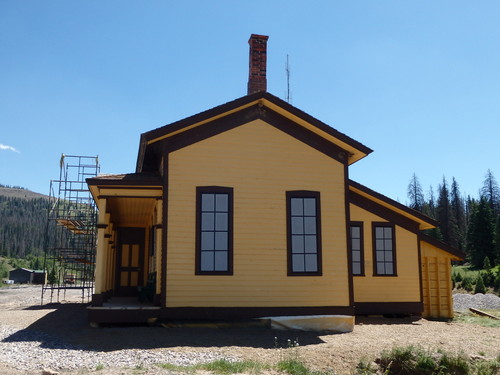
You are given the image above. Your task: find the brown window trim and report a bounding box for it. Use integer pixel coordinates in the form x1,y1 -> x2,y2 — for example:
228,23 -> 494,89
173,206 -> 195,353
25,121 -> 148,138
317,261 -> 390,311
286,191 -> 322,276
350,221 -> 365,276
371,222 -> 397,277
195,186 -> 234,275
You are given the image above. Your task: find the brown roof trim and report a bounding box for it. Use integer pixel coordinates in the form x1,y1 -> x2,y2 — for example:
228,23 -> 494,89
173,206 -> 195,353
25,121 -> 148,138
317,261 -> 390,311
419,233 -> 465,260
86,172 -> 163,187
136,92 -> 373,172
350,191 -> 420,233
349,180 -> 438,228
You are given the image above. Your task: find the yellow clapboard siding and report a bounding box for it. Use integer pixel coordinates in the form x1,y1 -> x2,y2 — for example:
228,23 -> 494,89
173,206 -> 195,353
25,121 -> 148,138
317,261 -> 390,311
420,241 -> 454,318
165,119 -> 349,308
350,204 -> 421,302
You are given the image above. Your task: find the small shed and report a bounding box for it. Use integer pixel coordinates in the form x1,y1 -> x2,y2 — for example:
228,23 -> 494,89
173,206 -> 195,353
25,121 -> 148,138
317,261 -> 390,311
420,234 -> 465,319
9,268 -> 33,284
32,270 -> 46,284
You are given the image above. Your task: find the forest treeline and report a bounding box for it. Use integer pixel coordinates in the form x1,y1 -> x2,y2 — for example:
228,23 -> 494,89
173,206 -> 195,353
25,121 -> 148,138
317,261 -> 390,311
407,169 -> 500,268
0,194 -> 50,258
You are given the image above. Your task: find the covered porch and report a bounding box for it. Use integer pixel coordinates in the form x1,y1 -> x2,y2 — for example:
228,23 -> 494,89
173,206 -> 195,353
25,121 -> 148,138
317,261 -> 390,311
86,173 -> 163,323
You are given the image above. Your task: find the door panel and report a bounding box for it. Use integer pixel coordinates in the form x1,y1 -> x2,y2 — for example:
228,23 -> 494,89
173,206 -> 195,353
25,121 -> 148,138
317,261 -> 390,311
115,228 -> 145,297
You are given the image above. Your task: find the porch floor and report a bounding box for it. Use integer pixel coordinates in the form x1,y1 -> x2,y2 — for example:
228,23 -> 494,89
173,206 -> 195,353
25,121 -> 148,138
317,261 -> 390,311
92,297 -> 160,310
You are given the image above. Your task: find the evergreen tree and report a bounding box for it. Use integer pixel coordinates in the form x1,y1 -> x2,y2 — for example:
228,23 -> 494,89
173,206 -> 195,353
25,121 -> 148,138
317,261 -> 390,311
474,274 -> 486,294
481,169 -> 500,215
449,177 -> 466,250
466,197 -> 495,268
407,173 -> 425,211
423,185 -> 436,219
495,214 -> 500,266
436,177 -> 452,244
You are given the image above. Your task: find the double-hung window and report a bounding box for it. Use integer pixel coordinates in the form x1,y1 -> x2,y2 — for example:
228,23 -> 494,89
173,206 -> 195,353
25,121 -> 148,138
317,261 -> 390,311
372,223 -> 396,276
287,191 -> 322,275
196,187 -> 233,275
350,222 -> 364,276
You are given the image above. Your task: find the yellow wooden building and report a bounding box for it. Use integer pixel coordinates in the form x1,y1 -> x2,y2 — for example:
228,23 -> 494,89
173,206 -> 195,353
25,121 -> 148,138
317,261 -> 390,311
86,35 -> 463,326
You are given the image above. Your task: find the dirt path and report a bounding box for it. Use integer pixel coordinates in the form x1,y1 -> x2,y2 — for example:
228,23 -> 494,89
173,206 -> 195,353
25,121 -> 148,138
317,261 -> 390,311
0,286 -> 499,374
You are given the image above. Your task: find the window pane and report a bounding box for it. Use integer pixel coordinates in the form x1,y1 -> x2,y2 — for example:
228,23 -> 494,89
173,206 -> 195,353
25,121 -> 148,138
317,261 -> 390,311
291,235 -> 304,253
376,239 -> 384,250
376,250 -> 385,262
214,251 -> 228,271
351,226 -> 360,238
377,263 -> 385,275
304,217 -> 316,234
303,198 -> 316,216
291,198 -> 303,216
385,263 -> 394,275
215,194 -> 228,212
201,213 -> 214,230
351,238 -> 360,250
384,227 -> 392,238
353,263 -> 361,275
215,232 -> 227,250
304,254 -> 317,272
200,251 -> 214,271
202,194 -> 215,211
304,235 -> 317,253
385,251 -> 393,262
384,239 -> 392,250
291,217 -> 304,234
215,213 -> 227,231
292,254 -> 305,272
201,232 -> 214,250
352,250 -> 360,262
375,227 -> 384,238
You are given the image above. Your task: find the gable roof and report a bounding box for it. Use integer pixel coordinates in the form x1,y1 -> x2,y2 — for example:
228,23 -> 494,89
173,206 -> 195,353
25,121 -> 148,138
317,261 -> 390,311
419,233 -> 466,260
136,91 -> 373,172
349,179 -> 438,231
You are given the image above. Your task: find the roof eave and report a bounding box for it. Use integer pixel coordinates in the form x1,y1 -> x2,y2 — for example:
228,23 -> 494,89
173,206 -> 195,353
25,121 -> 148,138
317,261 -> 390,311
136,92 -> 373,169
349,179 -> 438,230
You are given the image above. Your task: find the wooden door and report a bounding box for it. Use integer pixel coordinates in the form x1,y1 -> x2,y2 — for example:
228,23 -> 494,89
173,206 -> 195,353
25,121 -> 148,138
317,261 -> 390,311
115,227 -> 145,297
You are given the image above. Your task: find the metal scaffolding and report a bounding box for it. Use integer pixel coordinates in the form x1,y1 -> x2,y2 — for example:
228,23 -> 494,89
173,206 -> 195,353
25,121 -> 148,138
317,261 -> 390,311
42,155 -> 100,304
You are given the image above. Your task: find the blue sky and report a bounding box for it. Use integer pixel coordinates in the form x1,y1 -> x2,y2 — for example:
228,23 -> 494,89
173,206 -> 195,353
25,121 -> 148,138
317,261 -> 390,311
1,1 -> 499,203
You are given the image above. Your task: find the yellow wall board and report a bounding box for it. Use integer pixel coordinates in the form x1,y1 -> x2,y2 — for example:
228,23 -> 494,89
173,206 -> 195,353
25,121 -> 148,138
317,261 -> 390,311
166,119 -> 350,307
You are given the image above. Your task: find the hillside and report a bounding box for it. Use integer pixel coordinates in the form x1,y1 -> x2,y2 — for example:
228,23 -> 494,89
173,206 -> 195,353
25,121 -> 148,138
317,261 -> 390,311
0,186 -> 50,258
0,186 -> 49,200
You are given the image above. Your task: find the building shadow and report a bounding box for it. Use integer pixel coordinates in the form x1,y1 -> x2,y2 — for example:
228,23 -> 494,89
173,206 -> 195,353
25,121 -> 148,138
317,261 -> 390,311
2,303 -> 330,351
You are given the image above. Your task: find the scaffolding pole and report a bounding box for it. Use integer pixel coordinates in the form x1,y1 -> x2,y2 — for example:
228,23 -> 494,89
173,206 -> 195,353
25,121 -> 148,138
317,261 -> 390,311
41,154 -> 100,304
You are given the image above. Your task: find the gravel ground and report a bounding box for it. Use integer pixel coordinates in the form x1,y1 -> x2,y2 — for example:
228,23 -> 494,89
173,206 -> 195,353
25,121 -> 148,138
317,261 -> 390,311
453,292 -> 500,311
0,285 -> 499,375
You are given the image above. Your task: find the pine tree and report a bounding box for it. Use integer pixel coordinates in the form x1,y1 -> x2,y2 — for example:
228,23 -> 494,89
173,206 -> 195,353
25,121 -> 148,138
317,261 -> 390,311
495,214 -> 500,266
466,197 -> 495,268
474,274 -> 486,294
407,173 -> 425,211
481,169 -> 500,216
449,177 -> 466,250
436,177 -> 452,244
424,185 -> 436,219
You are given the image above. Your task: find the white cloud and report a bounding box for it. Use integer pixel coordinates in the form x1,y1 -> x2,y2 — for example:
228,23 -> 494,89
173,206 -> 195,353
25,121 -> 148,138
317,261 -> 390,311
0,144 -> 20,153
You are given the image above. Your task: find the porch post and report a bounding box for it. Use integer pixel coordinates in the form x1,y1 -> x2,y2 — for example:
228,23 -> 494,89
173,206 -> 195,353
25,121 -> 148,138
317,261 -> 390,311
94,198 -> 107,298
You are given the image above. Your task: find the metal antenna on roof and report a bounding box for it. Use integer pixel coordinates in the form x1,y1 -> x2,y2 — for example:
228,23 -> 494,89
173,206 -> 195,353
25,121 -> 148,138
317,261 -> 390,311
285,54 -> 292,104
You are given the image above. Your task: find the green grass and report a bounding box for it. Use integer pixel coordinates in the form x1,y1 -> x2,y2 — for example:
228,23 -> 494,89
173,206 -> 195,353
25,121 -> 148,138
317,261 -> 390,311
454,310 -> 500,328
157,347 -> 500,375
276,358 -> 327,375
95,363 -> 104,371
158,359 -> 268,374
361,345 -> 500,375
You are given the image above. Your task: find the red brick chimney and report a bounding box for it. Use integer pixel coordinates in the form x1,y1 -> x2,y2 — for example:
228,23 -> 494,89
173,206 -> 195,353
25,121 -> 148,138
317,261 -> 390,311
247,34 -> 269,95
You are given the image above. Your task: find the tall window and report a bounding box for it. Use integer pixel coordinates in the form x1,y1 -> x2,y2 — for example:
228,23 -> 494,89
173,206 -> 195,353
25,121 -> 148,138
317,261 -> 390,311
372,223 -> 396,276
287,191 -> 322,275
196,187 -> 233,275
350,222 -> 364,276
